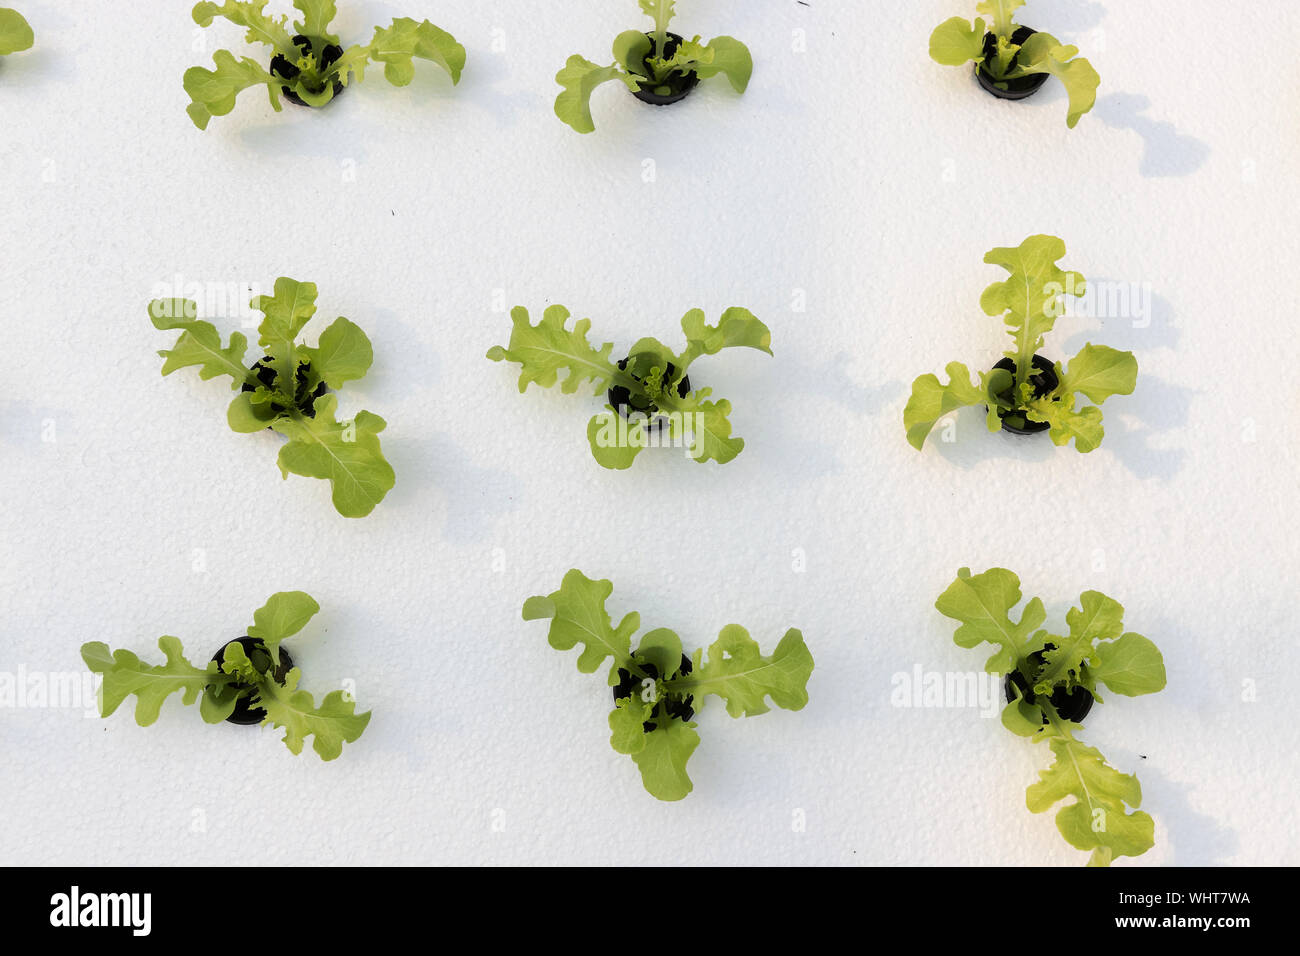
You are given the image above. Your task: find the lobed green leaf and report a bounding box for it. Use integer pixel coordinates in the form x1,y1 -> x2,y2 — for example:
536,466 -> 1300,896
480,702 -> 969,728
487,305 -> 620,394
291,0 -> 338,42
523,569 -> 639,674
150,299 -> 253,386
271,395 -> 395,518
935,567 -> 1046,674
255,669 -> 371,760
981,235 -> 1085,369
678,625 -> 813,718
183,50 -> 279,131
1026,735 -> 1155,863
192,1 -> 293,53
903,361 -> 990,450
81,636 -> 215,726
976,0 -> 1023,38
365,18 -> 465,87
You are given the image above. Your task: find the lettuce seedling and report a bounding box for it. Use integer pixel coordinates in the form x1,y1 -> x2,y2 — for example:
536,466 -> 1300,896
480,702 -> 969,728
81,592 -> 371,761
184,0 -> 465,129
555,0 -> 752,133
150,277 -> 395,518
904,234 -> 1137,453
488,304 -> 771,469
523,570 -> 813,801
929,0 -> 1099,127
937,567 -> 1166,866
0,8 -> 33,58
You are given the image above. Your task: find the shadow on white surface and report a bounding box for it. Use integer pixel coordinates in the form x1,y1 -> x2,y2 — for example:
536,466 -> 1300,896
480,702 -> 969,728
1102,376 -> 1192,481
1139,764 -> 1239,865
382,430 -> 523,543
1094,93 -> 1210,179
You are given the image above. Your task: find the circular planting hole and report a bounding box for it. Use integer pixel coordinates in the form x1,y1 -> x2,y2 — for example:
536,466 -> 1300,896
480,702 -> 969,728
975,27 -> 1050,100
209,636 -> 294,726
631,32 -> 701,105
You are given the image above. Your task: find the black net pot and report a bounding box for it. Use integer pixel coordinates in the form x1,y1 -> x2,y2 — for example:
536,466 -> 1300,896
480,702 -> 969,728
209,637 -> 294,726
1004,648 -> 1094,724
607,355 -> 691,432
631,32 -> 701,105
242,355 -> 328,422
270,34 -> 345,107
987,354 -> 1059,435
613,654 -> 695,732
975,26 -> 1050,100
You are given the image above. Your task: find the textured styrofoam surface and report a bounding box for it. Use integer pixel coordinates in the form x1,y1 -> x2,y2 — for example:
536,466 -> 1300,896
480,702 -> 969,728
1,0 -> 1297,866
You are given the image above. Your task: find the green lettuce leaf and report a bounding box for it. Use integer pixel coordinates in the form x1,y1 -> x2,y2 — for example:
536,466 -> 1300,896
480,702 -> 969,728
0,8 -> 34,56
359,18 -> 465,87
150,300 -> 254,385
487,305 -> 619,394
1088,633 -> 1166,698
1016,33 -> 1100,128
639,0 -> 677,55
935,567 -> 1046,674
631,717 -> 699,801
192,1 -> 293,52
669,390 -> 745,464
522,569 -> 638,674
255,669 -> 370,761
976,0 -> 1024,38
183,50 -> 279,131
614,30 -> 653,74
553,55 -> 639,134
1027,734 -> 1155,865
1032,590 -> 1124,693
81,636 -> 216,726
1060,343 -> 1138,405
903,361 -> 996,450
928,17 -> 986,66
675,307 -> 772,369
676,625 -> 813,718
291,0 -> 338,42
608,696 -> 651,755
299,316 -> 373,388
246,590 -> 319,661
981,235 -> 1085,374
271,395 -> 394,518
1026,392 -> 1105,452
695,37 -> 752,92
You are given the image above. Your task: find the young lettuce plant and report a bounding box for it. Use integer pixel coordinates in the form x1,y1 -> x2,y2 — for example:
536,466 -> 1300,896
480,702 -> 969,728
184,0 -> 465,129
488,304 -> 771,469
929,0 -> 1099,127
555,0 -> 752,133
522,570 -> 813,801
81,592 -> 371,761
936,568 -> 1166,866
150,277 -> 395,518
904,234 -> 1137,453
0,8 -> 33,58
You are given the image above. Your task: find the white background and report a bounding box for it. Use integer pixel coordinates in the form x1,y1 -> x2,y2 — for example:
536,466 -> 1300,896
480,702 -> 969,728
2,0 -> 1297,866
